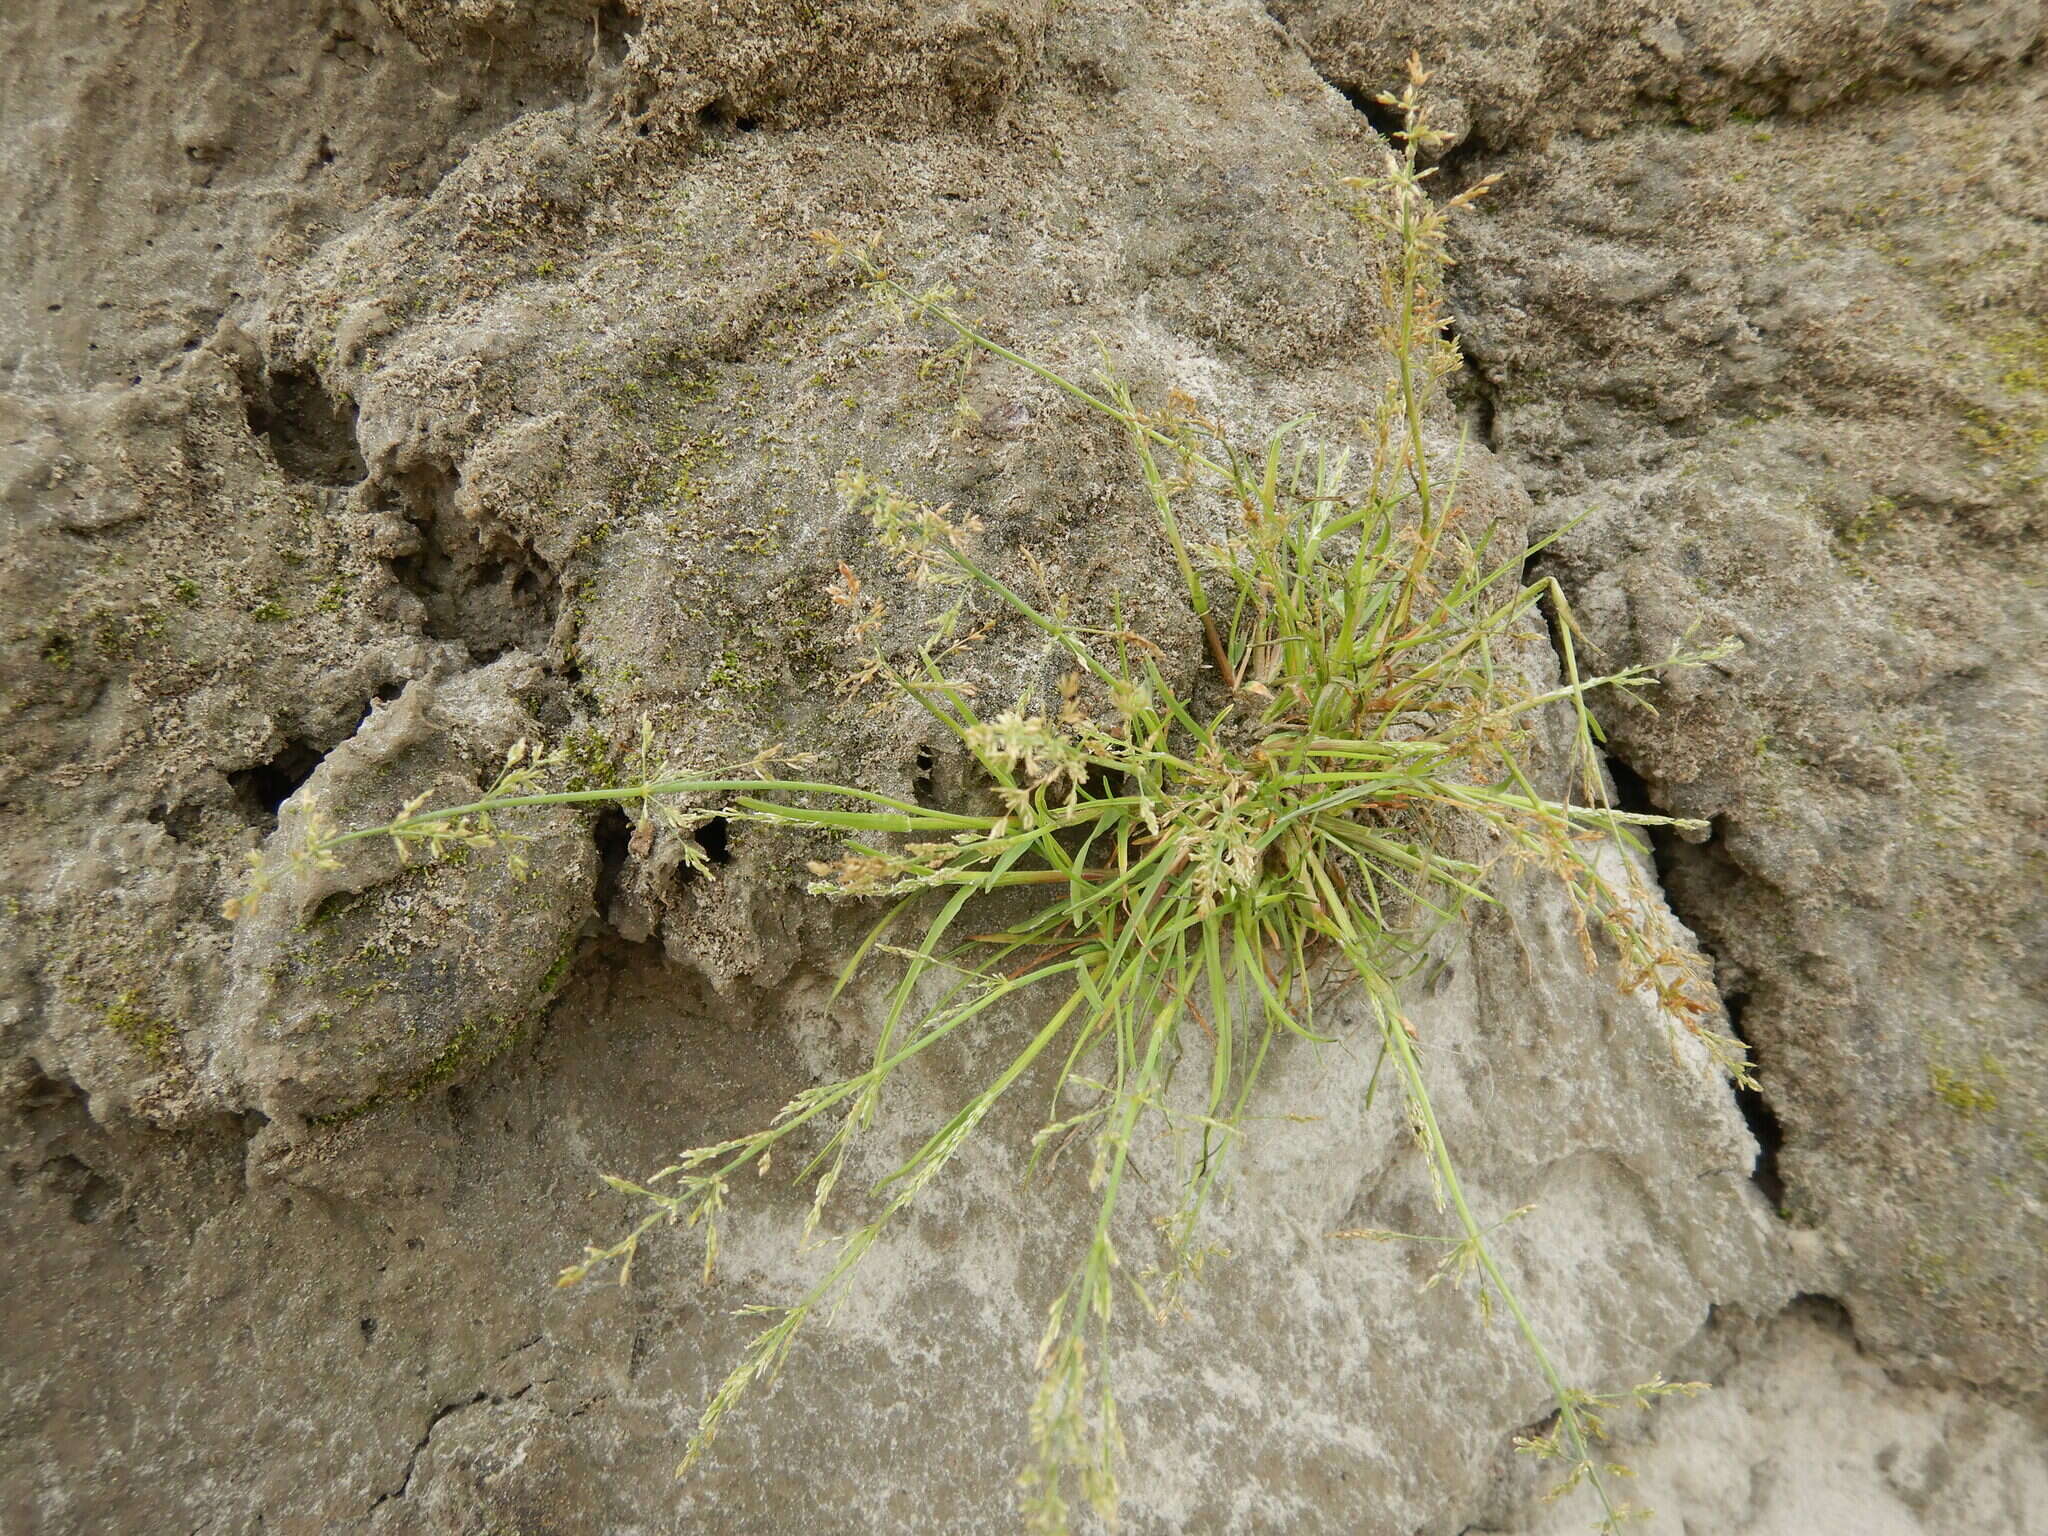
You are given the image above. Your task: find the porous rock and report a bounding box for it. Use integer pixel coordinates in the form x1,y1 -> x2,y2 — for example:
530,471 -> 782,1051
1433,44 -> 2048,1402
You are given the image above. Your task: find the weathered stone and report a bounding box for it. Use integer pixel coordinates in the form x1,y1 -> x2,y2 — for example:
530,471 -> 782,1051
2,0 -> 2042,1531
1270,0 -> 2044,152
1460,1300 -> 2048,1535
1440,60 -> 2048,1397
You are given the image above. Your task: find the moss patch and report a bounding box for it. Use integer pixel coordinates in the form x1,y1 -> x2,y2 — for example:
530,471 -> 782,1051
405,1010 -> 520,1100
101,990 -> 182,1067
1929,1054 -> 2004,1117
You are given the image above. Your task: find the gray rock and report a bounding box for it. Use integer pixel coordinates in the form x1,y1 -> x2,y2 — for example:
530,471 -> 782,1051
1270,0 -> 2044,152
1462,1300 -> 2048,1535
1443,59 -> 2048,1397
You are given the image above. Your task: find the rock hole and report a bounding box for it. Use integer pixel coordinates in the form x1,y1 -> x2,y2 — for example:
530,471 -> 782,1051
1075,759 -> 1129,811
244,366 -> 368,487
310,889 -> 365,927
13,1074 -> 60,1112
697,96 -> 760,136
148,798 -> 207,843
214,691 -> 391,840
695,815 -> 732,867
40,1154 -> 119,1224
230,738 -> 327,829
592,805 -> 634,923
316,133 -> 337,165
382,462 -> 559,660
1439,310 -> 1498,450
360,1316 -> 379,1341
1788,1292 -> 1855,1337
912,745 -> 938,808
15,1069 -> 83,1114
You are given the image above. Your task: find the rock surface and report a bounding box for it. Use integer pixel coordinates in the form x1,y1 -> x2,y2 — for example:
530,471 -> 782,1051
2,1 -> 2042,1533
1330,9 -> 2048,1401
1466,1301 -> 2048,1536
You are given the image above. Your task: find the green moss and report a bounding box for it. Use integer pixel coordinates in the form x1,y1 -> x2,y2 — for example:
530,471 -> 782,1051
92,613 -> 134,659
406,1010 -> 517,1100
309,1099 -> 377,1129
1894,724 -> 1971,839
101,990 -> 181,1067
1902,1236 -> 1959,1299
250,600 -> 291,623
1835,495 -> 1897,550
561,725 -> 621,790
1929,1055 -> 2004,1116
1989,325 -> 2048,393
1960,323 -> 2048,484
334,974 -> 400,1005
1962,404 -> 2048,467
536,937 -> 582,997
706,646 -> 775,697
722,504 -> 793,557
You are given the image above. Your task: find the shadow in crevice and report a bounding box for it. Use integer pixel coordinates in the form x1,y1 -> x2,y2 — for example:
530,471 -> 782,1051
1603,752 -> 1680,885
1319,66 -> 1495,183
696,95 -> 763,138
1722,987 -> 1788,1210
912,745 -> 939,808
592,0 -> 642,71
1296,35 -> 1502,450
1331,76 -> 1407,148
1786,1291 -> 1856,1340
242,365 -> 368,487
1601,751 -> 1791,1213
591,806 -> 638,932
226,687 -> 399,834
381,461 -> 559,662
229,738 -> 327,829
693,815 -> 733,869
36,1153 -> 120,1225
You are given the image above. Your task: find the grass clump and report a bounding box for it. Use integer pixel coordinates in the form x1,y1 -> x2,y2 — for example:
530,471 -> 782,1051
246,68 -> 1746,1533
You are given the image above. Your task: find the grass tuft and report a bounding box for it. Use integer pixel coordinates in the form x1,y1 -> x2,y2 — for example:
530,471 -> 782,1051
240,64 -> 1746,1533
